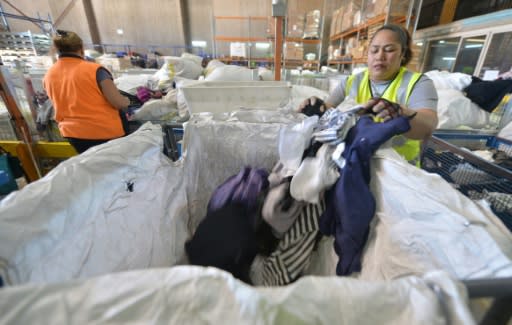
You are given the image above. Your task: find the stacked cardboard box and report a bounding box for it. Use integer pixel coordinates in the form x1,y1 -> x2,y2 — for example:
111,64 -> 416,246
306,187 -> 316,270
345,37 -> 358,56
341,2 -> 361,32
287,15 -> 305,38
350,40 -> 369,59
284,42 -> 304,60
330,10 -> 338,36
335,8 -> 344,35
303,10 -> 321,39
365,0 -> 408,19
230,42 -> 247,58
330,8 -> 344,36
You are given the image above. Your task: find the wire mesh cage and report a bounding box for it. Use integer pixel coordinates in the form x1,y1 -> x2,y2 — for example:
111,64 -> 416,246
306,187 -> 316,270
421,132 -> 512,231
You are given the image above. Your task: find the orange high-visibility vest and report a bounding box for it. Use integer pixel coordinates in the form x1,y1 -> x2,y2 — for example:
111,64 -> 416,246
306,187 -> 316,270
44,57 -> 124,139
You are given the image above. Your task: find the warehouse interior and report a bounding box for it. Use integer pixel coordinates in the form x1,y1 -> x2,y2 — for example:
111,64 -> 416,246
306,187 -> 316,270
1,1 -> 512,324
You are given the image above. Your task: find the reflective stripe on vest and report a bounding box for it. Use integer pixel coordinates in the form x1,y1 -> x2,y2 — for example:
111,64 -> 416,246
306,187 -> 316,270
345,67 -> 422,166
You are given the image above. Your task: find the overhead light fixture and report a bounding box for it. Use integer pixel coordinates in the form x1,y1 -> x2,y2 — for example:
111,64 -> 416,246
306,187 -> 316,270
442,57 -> 455,61
192,40 -> 207,48
464,44 -> 483,49
439,40 -> 445,44
416,42 -> 423,46
116,28 -> 124,35
255,42 -> 270,49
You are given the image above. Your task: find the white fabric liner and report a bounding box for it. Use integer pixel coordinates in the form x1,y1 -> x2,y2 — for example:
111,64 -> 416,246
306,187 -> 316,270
0,268 -> 474,325
425,70 -> 472,92
114,74 -> 153,94
1,111 -> 512,322
0,124 -> 189,285
436,89 -> 490,130
498,121 -> 512,141
131,90 -> 179,121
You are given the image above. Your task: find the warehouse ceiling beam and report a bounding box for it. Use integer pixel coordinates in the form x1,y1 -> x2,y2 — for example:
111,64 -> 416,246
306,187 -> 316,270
53,0 -> 78,28
82,0 -> 102,53
0,0 -> 44,31
439,0 -> 459,25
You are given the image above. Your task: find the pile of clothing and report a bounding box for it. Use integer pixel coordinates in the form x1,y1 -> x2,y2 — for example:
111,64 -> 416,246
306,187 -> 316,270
186,107 -> 414,285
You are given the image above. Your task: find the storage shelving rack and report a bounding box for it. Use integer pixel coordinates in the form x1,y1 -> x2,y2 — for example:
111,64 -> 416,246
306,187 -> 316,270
0,31 -> 51,66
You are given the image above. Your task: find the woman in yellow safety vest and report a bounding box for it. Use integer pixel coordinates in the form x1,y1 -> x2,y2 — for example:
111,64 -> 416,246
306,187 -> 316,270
300,24 -> 438,166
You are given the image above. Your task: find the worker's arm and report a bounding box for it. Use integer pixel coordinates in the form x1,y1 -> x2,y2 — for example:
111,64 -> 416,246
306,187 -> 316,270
100,78 -> 130,110
401,107 -> 438,140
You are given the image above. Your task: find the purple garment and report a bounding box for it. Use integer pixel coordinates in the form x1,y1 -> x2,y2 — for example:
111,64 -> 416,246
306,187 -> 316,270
320,115 -> 411,276
207,167 -> 269,214
136,87 -> 152,103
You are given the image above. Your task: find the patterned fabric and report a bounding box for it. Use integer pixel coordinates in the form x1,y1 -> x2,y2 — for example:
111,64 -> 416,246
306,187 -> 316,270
256,199 -> 325,286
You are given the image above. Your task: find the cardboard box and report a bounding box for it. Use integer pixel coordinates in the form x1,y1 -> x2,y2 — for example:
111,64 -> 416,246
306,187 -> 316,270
303,10 -> 321,39
341,11 -> 354,31
335,8 -> 344,34
287,15 -> 305,38
330,9 -> 340,36
230,42 -> 247,58
350,40 -> 368,59
284,42 -> 304,60
353,10 -> 362,27
374,0 -> 388,15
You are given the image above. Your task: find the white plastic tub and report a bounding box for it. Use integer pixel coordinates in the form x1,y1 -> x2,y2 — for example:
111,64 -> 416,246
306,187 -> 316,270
181,81 -> 291,115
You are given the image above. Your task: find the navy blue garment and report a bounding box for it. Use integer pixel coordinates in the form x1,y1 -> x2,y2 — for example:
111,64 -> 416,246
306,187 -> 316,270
464,79 -> 512,112
320,115 -> 411,275
207,167 -> 269,214
185,203 -> 259,283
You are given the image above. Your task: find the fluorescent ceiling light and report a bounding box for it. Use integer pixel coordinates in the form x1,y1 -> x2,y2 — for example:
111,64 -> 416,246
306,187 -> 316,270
192,40 -> 207,47
116,28 -> 124,35
439,40 -> 445,44
442,57 -> 455,61
416,42 -> 423,46
255,42 -> 270,49
464,44 -> 483,48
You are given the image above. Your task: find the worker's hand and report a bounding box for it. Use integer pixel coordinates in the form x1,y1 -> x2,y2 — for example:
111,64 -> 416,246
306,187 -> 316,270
298,96 -> 326,117
363,97 -> 403,122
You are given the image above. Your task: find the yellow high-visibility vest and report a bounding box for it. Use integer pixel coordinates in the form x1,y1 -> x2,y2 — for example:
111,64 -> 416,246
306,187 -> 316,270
345,67 -> 423,166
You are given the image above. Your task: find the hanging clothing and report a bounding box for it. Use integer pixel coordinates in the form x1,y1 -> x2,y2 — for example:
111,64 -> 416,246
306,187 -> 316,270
320,115 -> 411,276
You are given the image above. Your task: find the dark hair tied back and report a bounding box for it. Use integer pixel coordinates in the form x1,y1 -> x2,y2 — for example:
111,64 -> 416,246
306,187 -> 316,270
52,30 -> 83,54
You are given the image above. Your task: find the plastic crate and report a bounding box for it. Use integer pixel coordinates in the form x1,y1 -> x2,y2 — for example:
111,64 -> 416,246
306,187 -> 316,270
421,132 -> 512,231
181,81 -> 291,115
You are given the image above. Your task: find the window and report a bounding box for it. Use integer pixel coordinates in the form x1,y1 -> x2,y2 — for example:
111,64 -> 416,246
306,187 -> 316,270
453,35 -> 486,75
423,37 -> 460,72
479,31 -> 512,79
